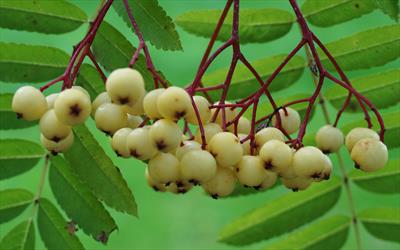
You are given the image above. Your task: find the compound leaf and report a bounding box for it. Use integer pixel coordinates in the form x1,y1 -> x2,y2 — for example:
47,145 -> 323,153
340,111 -> 400,149
49,156 -> 117,241
92,21 -> 153,90
0,93 -> 36,130
113,0 -> 182,51
0,139 -> 45,180
326,69 -> 400,112
75,64 -> 105,100
37,198 -> 84,250
63,125 -> 137,217
320,24 -> 400,71
350,158 -> 400,193
265,215 -> 351,250
375,0 -> 399,22
0,220 -> 35,250
0,42 -> 68,83
176,8 -> 294,44
302,0 -> 376,27
218,178 -> 341,245
203,55 -> 306,100
0,0 -> 87,34
0,189 -> 33,224
359,207 -> 400,243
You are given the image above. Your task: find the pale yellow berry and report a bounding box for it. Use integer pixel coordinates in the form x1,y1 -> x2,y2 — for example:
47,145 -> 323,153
272,107 -> 301,134
203,167 -> 236,198
39,109 -> 71,142
145,168 -> 166,192
236,117 -> 251,134
351,138 -> 388,172
123,91 -> 145,116
194,123 -> 222,146
157,86 -> 191,121
281,176 -> 312,191
40,132 -> 74,154
46,93 -> 59,110
316,125 -> 344,153
180,150 -> 217,184
126,128 -> 157,160
235,155 -> 266,187
72,86 -> 90,98
111,128 -> 132,158
238,134 -> 251,155
211,101 -> 237,126
95,103 -> 127,135
127,114 -> 143,129
175,140 -> 202,160
54,88 -> 91,125
149,119 -> 182,152
345,127 -> 379,151
92,92 -> 111,116
143,88 -> 165,119
315,154 -> 333,182
259,140 -> 293,173
12,86 -> 47,121
292,146 -> 326,180
186,95 -> 211,125
255,127 -> 285,153
148,153 -> 180,184
166,180 -> 193,194
256,170 -> 277,190
209,132 -> 243,168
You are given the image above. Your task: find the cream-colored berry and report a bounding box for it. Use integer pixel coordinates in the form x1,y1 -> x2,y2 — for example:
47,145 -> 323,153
123,91 -> 145,116
157,86 -> 191,121
92,92 -> 111,116
256,170 -> 277,190
317,154 -> 333,181
166,180 -> 193,194
46,93 -> 59,110
278,164 -> 297,179
111,128 -> 132,158
175,140 -> 202,160
127,114 -> 143,129
211,101 -> 237,126
281,176 -> 312,191
148,153 -> 180,184
345,127 -> 379,151
255,127 -> 285,153
292,146 -> 326,180
145,168 -> 166,192
95,103 -> 127,135
186,95 -> 211,125
143,88 -> 165,119
203,167 -> 236,198
126,128 -> 157,160
40,132 -> 74,154
351,138 -> 388,172
39,109 -> 71,142
54,88 -> 91,125
194,123 -> 222,146
12,86 -> 47,121
259,140 -> 293,173
238,134 -> 251,155
236,117 -> 251,134
106,68 -> 145,106
316,125 -> 344,153
209,132 -> 243,168
149,119 -> 182,152
272,107 -> 301,134
235,155 -> 266,187
72,86 -> 90,98
180,150 -> 217,184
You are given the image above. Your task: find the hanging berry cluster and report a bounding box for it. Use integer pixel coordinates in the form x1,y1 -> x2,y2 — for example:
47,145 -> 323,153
11,0 -> 388,198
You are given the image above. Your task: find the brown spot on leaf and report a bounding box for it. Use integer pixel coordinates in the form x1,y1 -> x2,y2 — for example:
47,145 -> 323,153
96,231 -> 108,244
65,221 -> 78,235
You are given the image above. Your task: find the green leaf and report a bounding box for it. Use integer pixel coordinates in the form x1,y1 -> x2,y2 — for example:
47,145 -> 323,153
218,178 -> 341,245
0,189 -> 33,224
0,220 -> 35,250
75,64 -> 105,100
340,111 -> 400,149
0,0 -> 87,34
63,125 -> 137,216
265,215 -> 351,250
37,198 -> 84,250
350,158 -> 400,193
375,0 -> 399,22
326,69 -> 400,112
0,139 -> 45,180
0,42 -> 69,83
0,93 -> 36,130
176,8 -> 294,44
49,156 -> 117,240
92,21 -> 154,90
320,24 -> 400,71
112,0 -> 182,51
359,207 -> 400,243
203,55 -> 306,100
302,0 -> 377,27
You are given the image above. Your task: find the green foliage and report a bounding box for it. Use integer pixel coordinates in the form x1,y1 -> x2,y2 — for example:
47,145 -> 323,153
0,0 -> 87,34
0,139 -> 45,180
203,55 -> 306,100
0,42 -> 68,83
375,0 -> 400,22
302,0 -> 377,27
0,93 -> 36,130
63,125 -> 137,217
0,220 -> 35,250
326,69 -> 400,112
37,198 -> 84,250
176,8 -> 294,44
320,24 -> 400,71
358,207 -> 400,243
0,189 -> 33,224
49,156 -> 117,240
113,0 -> 182,51
218,178 -> 341,245
92,21 -> 153,89
265,215 -> 351,250
350,158 -> 400,193
75,64 -> 105,100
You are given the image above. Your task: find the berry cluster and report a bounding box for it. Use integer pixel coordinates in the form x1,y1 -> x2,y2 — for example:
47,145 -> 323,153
12,67 -> 388,198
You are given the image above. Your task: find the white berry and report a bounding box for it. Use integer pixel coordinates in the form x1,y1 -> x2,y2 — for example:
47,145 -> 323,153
166,180 -> 193,194
203,167 -> 236,198
186,95 -> 211,125
126,127 -> 157,160
281,176 -> 312,191
148,153 -> 180,184
12,86 -> 47,121
157,86 -> 191,121
255,127 -> 285,153
256,170 -> 277,190
351,138 -> 388,172
54,88 -> 91,125
316,125 -> 344,153
127,114 -> 143,129
149,119 -> 182,152
259,139 -> 293,173
194,123 -> 222,146
345,127 -> 379,151
238,134 -> 251,155
175,140 -> 202,160
95,103 -> 127,135
92,92 -> 111,116
123,91 -> 145,116
235,155 -> 266,187
39,109 -> 71,142
46,93 -> 59,110
143,88 -> 165,119
180,150 -> 217,184
272,107 -> 300,134
209,132 -> 243,168
111,128 -> 132,158
145,168 -> 166,192
40,132 -> 74,154
292,146 -> 326,180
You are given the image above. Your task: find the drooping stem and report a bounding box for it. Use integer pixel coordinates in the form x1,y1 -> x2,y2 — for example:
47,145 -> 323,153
30,154 -> 50,218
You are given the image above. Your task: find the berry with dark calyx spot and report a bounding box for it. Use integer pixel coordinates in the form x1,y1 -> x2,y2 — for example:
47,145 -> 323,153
149,119 -> 182,152
157,86 -> 192,121
95,103 -> 127,135
148,153 -> 180,184
12,86 -> 47,121
235,155 -> 266,187
209,132 -> 243,168
316,125 -> 344,153
123,91 -> 145,116
272,107 -> 301,135
111,128 -> 132,158
255,127 -> 285,153
281,176 -> 312,191
46,93 -> 59,110
143,88 -> 165,119
106,68 -> 145,106
202,167 -> 236,198
292,146 -> 326,180
40,132 -> 74,154
194,123 -> 222,147
40,109 -> 71,142
166,181 -> 193,194
255,170 -> 277,190
127,114 -> 143,129
175,140 -> 202,160
145,168 -> 166,192
126,127 -> 157,160
180,150 -> 217,184
92,92 -> 111,116
54,88 -> 91,126
315,154 -> 333,182
259,139 -> 293,173
351,138 -> 388,172
186,95 -> 211,125
345,127 -> 379,152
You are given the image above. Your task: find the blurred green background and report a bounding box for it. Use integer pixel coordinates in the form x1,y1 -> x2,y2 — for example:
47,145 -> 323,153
0,0 -> 399,249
